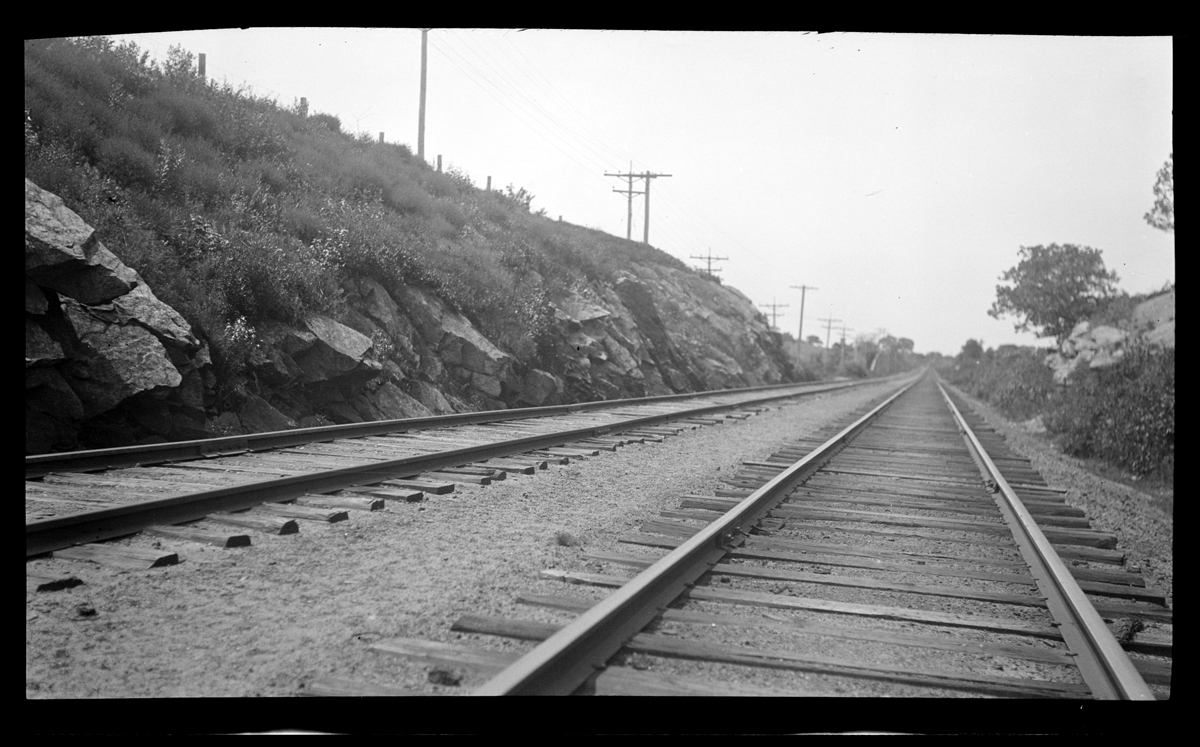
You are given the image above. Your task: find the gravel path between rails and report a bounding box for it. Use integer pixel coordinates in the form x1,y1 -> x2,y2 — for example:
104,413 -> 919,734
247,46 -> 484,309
943,383 -> 1173,605
25,380 -> 902,700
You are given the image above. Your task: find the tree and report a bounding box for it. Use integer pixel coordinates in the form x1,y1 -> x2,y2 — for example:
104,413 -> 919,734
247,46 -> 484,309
1143,153 -> 1173,233
959,339 -> 983,363
988,244 -> 1120,343
805,335 -> 823,346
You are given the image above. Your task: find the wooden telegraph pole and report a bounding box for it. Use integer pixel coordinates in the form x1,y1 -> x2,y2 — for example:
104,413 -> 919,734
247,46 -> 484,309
818,316 -> 842,349
839,324 -> 855,366
605,164 -> 644,241
759,299 -> 790,331
418,29 -> 430,163
640,171 -> 671,245
790,284 -> 817,343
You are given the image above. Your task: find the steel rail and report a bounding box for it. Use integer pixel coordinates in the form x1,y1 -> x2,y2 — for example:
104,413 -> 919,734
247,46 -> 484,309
26,377 -> 906,558
25,377 -> 889,479
934,376 -> 1154,700
473,374 -> 920,695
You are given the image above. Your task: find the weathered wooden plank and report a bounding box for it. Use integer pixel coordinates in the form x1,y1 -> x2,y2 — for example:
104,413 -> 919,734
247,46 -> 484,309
208,512 -> 299,535
817,468 -> 983,487
341,485 -> 424,502
571,440 -> 618,451
54,543 -> 178,569
436,465 -> 506,479
537,447 -> 600,457
518,593 -> 1075,666
541,569 -> 1063,640
27,571 -> 84,592
590,546 -> 1038,587
640,517 -> 1019,551
1091,601 -> 1172,624
622,634 -> 1090,698
257,503 -> 349,523
295,494 -> 385,511
1125,630 -> 1171,657
452,610 -> 1085,698
1052,544 -> 1124,565
771,505 -> 1011,534
142,525 -> 251,548
301,676 -> 423,697
1040,527 -> 1119,550
1130,658 -> 1171,686
370,637 -> 520,673
475,461 -> 536,475
786,491 -> 1086,520
708,563 -> 1045,607
419,471 -> 491,486
379,479 -> 455,494
595,666 -> 819,696
620,530 -> 1030,571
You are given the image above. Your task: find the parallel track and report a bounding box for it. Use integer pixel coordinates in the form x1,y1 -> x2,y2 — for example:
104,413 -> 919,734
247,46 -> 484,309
26,377 -> 890,558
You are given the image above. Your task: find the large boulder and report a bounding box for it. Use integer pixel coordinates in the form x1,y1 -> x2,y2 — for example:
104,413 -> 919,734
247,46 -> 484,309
25,179 -> 138,303
59,295 -> 183,417
25,180 -> 214,452
1044,321 -> 1132,383
294,314 -> 378,384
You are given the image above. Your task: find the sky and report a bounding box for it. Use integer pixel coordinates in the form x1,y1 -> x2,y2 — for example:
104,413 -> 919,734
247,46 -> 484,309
99,29 -> 1173,356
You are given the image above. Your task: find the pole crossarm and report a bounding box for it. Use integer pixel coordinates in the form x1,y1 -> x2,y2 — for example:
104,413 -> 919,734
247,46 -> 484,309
817,316 -> 842,349
690,250 -> 728,278
605,165 -> 645,241
759,299 -> 790,330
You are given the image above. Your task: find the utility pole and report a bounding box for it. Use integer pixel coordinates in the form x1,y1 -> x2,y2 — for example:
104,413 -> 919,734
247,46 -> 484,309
839,324 -> 855,366
789,284 -> 818,343
690,249 -> 728,278
605,163 -> 643,241
418,28 -> 430,163
818,316 -> 842,349
640,171 -> 671,245
759,299 -> 789,330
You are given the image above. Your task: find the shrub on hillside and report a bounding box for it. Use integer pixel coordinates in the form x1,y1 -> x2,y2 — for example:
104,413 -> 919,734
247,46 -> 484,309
954,350 -> 1056,421
218,233 -> 344,325
97,136 -> 158,191
1043,342 -> 1174,477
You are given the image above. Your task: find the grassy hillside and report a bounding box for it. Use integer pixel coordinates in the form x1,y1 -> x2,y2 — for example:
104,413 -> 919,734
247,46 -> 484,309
24,36 -> 693,401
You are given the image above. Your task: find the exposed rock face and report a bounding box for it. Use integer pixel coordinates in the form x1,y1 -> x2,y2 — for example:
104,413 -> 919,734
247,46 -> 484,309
25,179 -> 139,303
1043,290 -> 1176,384
26,179 -> 797,453
25,179 -> 212,452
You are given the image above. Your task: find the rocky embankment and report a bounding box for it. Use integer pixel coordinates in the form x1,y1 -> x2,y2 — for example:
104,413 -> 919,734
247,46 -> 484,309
1043,290 -> 1175,383
26,179 -> 792,453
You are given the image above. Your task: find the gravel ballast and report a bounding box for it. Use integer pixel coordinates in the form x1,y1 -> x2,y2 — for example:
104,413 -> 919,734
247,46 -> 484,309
26,375 -> 1170,703
25,381 -> 899,699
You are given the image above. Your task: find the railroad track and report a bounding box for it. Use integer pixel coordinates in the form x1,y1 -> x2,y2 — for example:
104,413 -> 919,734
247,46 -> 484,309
25,376 -> 890,566
322,373 -> 1169,699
